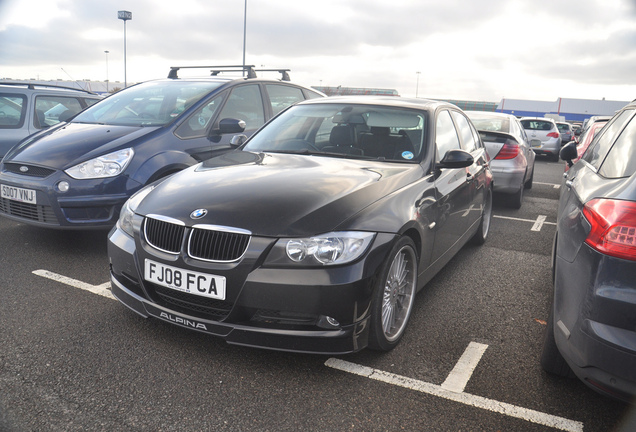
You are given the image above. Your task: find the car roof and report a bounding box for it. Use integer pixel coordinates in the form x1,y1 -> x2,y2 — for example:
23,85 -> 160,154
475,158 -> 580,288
296,96 -> 456,111
0,81 -> 99,96
465,110 -> 517,118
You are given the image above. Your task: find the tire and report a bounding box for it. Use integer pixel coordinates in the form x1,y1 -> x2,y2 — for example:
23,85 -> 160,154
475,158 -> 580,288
368,237 -> 418,351
508,184 -> 523,209
524,163 -> 534,189
471,188 -> 492,245
540,306 -> 575,378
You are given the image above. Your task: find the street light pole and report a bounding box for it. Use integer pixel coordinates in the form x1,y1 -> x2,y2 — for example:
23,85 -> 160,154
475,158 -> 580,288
104,50 -> 109,92
118,11 -> 132,88
242,0 -> 247,75
415,71 -> 421,98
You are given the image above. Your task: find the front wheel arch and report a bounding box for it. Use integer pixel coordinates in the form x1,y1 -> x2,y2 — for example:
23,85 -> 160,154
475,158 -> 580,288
368,236 -> 418,351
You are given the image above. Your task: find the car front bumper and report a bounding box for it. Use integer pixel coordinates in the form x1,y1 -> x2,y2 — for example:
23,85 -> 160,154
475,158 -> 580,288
554,244 -> 636,402
0,169 -> 142,229
108,224 -> 397,354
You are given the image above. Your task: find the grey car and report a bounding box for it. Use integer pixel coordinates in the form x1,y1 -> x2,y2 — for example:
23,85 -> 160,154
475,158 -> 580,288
520,117 -> 562,161
466,111 -> 535,208
0,82 -> 101,158
556,122 -> 573,144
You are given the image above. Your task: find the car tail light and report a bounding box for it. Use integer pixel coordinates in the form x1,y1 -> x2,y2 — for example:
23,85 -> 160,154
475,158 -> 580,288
547,132 -> 560,138
494,140 -> 520,160
583,199 -> 636,261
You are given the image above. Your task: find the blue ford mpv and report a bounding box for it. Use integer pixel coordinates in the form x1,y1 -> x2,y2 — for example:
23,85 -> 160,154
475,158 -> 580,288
0,66 -> 323,229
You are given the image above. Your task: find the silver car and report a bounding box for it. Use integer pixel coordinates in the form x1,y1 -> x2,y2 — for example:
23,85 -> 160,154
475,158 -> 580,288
520,117 -> 562,161
467,111 -> 535,208
556,122 -> 574,144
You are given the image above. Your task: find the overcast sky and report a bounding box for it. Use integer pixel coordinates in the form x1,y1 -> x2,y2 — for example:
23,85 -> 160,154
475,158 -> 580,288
1,0 -> 635,102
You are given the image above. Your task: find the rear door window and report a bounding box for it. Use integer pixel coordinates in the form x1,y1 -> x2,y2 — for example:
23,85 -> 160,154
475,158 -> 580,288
0,93 -> 27,128
34,96 -> 83,128
265,84 -> 305,115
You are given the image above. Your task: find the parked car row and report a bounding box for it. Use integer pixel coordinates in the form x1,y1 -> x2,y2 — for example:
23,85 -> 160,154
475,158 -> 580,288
1,67 -> 634,403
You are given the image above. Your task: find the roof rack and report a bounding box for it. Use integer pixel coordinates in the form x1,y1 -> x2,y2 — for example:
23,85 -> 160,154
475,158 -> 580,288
255,69 -> 291,81
167,65 -> 291,81
0,81 -> 98,95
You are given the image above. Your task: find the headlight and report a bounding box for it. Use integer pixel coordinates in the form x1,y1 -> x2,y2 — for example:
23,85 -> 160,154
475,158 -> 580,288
266,232 -> 375,267
118,185 -> 155,237
65,148 -> 134,179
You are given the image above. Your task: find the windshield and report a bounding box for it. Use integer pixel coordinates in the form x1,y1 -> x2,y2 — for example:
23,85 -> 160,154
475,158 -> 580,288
467,114 -> 510,133
557,124 -> 570,132
73,80 -> 222,127
243,103 -> 426,162
521,119 -> 554,131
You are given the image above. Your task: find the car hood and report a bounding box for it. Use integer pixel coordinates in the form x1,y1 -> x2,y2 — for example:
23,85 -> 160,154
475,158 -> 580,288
137,151 -> 422,237
4,122 -> 158,169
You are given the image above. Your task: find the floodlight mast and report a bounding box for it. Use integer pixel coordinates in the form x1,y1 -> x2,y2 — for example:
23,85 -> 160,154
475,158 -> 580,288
118,10 -> 132,88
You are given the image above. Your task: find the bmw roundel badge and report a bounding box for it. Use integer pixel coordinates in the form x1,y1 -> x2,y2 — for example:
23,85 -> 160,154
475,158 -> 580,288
190,209 -> 208,219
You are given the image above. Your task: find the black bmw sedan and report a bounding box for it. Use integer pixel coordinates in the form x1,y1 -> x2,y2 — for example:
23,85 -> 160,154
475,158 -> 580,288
542,101 -> 636,401
107,96 -> 493,354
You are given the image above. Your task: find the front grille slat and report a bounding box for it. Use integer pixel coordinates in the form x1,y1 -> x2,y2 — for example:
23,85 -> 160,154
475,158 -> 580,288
189,228 -> 250,262
152,284 -> 232,320
144,217 -> 185,254
3,163 -> 56,178
0,197 -> 56,223
143,216 -> 250,262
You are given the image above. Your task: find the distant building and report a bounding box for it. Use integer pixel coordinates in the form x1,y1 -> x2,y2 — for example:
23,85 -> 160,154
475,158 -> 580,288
438,99 -> 498,112
497,97 -> 630,123
313,86 -> 399,97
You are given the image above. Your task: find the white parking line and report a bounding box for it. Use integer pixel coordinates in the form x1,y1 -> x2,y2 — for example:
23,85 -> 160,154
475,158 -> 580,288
494,214 -> 556,231
534,181 -> 561,189
441,342 -> 488,393
33,270 -> 583,430
33,269 -> 114,300
531,215 -> 548,231
325,357 -> 583,432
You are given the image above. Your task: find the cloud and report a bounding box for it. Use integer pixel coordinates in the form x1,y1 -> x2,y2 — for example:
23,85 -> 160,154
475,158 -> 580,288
1,0 -> 635,101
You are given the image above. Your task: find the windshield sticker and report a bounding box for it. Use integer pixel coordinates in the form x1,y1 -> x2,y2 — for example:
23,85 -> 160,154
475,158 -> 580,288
401,151 -> 414,160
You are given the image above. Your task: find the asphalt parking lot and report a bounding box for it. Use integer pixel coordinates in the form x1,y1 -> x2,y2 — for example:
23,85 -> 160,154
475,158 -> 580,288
0,157 -> 634,431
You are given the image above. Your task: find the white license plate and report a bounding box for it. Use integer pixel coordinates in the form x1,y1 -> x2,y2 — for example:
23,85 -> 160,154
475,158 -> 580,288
1,184 -> 37,204
530,140 -> 542,148
144,259 -> 226,300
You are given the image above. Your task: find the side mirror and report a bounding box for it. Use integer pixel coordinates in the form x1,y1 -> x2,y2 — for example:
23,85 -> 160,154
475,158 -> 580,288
437,149 -> 474,169
560,141 -> 577,167
215,118 -> 246,135
230,134 -> 248,147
